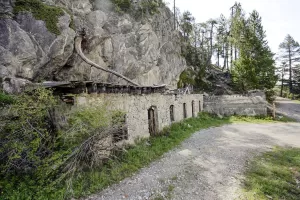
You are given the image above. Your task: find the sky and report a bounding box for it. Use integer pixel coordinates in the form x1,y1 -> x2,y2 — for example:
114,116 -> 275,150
164,0 -> 300,55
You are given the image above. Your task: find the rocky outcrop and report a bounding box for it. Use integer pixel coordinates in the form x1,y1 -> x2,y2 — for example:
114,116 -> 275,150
0,0 -> 187,93
0,0 -> 15,16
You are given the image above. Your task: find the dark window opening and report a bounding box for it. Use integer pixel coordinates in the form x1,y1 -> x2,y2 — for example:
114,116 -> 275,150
183,103 -> 187,119
170,105 -> 175,122
199,101 -> 202,112
148,106 -> 159,136
192,101 -> 195,117
113,114 -> 128,143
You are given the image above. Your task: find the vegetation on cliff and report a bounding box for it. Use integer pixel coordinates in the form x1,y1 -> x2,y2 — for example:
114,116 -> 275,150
112,0 -> 165,17
13,0 -> 64,35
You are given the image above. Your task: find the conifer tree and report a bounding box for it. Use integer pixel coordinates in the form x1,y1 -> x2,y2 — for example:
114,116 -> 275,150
279,35 -> 300,93
232,10 -> 277,91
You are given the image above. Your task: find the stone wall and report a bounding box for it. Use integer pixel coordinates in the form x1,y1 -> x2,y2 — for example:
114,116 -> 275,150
203,95 -> 267,117
76,93 -> 204,143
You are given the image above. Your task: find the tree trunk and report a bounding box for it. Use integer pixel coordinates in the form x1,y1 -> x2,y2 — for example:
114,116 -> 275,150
217,48 -> 220,67
226,42 -> 229,70
281,70 -> 284,97
235,47 -> 237,60
288,46 -> 293,93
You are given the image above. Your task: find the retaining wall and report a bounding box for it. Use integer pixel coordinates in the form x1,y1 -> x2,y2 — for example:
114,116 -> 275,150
76,93 -> 204,143
203,95 -> 267,116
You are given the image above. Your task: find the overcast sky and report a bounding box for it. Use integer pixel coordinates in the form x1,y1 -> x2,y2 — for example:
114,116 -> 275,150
165,0 -> 300,55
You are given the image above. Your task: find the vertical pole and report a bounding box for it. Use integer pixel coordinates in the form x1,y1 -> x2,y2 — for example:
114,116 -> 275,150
272,102 -> 276,119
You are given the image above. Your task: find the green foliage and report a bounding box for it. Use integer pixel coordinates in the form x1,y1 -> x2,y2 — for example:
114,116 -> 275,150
243,147 -> 300,200
112,0 -> 131,12
231,10 -> 277,92
13,0 -> 64,35
0,92 -> 14,107
0,89 -> 126,200
265,89 -> 276,103
112,0 -> 164,17
0,87 -> 57,175
177,69 -> 196,88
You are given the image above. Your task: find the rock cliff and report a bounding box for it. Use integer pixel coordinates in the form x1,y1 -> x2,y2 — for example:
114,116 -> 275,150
0,0 -> 187,93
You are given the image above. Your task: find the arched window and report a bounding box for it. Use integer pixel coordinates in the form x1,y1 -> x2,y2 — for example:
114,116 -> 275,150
148,106 -> 159,136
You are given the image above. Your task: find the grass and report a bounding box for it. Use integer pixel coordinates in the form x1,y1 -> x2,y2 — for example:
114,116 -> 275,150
293,100 -> 300,104
0,92 -> 15,107
242,147 -> 300,200
1,113 -> 296,200
230,115 -> 297,123
14,0 -> 64,35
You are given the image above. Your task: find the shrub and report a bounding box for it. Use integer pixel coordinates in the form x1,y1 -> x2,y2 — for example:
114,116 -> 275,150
0,88 -> 57,175
0,89 -> 127,199
0,92 -> 14,107
265,89 -> 276,103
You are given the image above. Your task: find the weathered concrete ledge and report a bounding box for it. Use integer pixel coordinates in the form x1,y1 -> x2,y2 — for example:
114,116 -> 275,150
203,95 -> 267,116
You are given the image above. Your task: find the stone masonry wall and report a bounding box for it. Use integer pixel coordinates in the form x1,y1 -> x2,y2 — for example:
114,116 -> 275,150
203,95 -> 267,117
76,93 -> 204,143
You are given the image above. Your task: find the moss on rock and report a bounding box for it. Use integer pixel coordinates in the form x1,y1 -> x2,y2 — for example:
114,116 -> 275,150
13,0 -> 64,35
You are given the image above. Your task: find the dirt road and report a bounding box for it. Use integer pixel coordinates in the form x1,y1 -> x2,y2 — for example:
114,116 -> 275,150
85,122 -> 300,200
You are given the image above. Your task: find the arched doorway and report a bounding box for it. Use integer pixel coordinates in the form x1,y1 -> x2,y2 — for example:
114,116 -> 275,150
148,106 -> 159,136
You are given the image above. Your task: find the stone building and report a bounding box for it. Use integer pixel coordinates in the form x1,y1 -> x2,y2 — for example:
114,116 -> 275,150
76,93 -> 203,143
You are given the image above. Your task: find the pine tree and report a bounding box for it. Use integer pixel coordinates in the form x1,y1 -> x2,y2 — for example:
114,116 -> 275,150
279,35 -> 300,94
232,10 -> 277,91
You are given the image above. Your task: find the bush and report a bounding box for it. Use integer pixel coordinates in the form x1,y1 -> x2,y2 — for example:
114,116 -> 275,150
0,92 -> 14,107
0,88 -> 57,175
0,89 -> 126,199
265,89 -> 276,103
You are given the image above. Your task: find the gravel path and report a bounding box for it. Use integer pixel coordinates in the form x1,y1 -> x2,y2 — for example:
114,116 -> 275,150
275,97 -> 300,122
85,123 -> 300,200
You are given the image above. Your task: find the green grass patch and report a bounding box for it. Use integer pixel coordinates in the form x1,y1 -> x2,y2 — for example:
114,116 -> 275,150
243,147 -> 300,200
0,92 -> 15,107
0,113 -> 295,200
230,115 -> 297,123
293,100 -> 300,104
13,0 -> 64,35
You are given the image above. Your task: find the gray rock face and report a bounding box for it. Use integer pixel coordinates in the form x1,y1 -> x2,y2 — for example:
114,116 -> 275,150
0,0 -> 186,92
0,0 -> 15,16
0,10 -> 75,87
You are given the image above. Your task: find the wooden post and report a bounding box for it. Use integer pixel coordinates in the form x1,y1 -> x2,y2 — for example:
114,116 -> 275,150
273,102 -> 276,119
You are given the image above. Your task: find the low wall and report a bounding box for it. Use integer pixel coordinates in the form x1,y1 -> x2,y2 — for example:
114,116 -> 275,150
203,95 -> 267,116
76,93 -> 204,143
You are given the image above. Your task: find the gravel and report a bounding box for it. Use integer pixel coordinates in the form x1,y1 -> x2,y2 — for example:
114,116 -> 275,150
275,97 -> 300,122
84,122 -> 300,200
